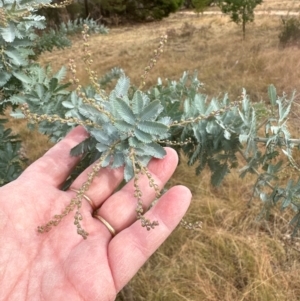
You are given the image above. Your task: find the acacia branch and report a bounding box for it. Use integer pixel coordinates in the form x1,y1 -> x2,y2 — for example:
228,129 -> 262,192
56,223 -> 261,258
253,137 -> 300,145
238,147 -> 274,190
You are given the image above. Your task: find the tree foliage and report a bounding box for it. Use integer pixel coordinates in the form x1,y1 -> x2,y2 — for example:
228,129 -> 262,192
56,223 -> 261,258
192,0 -> 211,14
123,0 -> 184,21
218,0 -> 263,39
99,0 -> 126,15
69,0 -> 184,22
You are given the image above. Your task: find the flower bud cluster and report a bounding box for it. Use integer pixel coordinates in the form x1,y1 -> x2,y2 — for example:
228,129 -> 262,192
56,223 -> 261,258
141,165 -> 161,199
38,153 -> 108,239
34,0 -> 73,9
21,103 -> 99,128
81,24 -> 106,99
68,24 -> 112,124
68,57 -> 110,120
17,147 -> 27,160
131,152 -> 160,231
68,58 -> 80,87
158,137 -> 192,146
139,34 -> 168,89
180,219 -> 202,230
0,8 -> 7,27
1,46 -> 10,71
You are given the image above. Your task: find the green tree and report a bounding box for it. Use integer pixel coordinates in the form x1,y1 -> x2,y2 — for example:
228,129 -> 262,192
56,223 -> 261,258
192,0 -> 210,15
78,0 -> 184,22
218,0 -> 263,39
98,0 -> 126,16
125,0 -> 184,21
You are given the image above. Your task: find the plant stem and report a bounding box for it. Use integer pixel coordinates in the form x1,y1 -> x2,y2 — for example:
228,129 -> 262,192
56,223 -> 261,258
238,147 -> 274,190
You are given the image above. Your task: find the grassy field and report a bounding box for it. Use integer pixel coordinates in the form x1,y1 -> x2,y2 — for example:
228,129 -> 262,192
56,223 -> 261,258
7,2 -> 300,300
258,0 -> 300,11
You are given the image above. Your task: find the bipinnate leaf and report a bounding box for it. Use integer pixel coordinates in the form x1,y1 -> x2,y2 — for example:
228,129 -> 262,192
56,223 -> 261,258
54,66 -> 67,81
239,134 -> 248,143
114,98 -> 136,125
132,90 -> 147,115
206,120 -> 220,135
189,144 -> 202,165
62,101 -> 75,109
211,163 -> 228,186
136,142 -> 166,159
114,120 -> 134,132
101,153 -> 111,167
10,109 -> 24,119
111,152 -> 125,168
114,75 -> 130,98
70,137 -> 94,156
158,116 -> 172,126
0,72 -> 12,86
134,128 -> 153,143
49,78 -> 58,92
140,100 -> 163,121
36,84 -> 45,99
183,99 -> 192,116
205,98 -> 219,115
281,197 -> 291,210
79,104 -> 98,117
90,129 -> 111,146
0,23 -> 16,42
194,93 -> 206,114
124,157 -> 134,182
79,104 -> 109,123
128,137 -> 144,148
96,143 -> 108,152
4,49 -> 27,66
137,121 -> 168,135
12,71 -> 31,84
224,130 -> 231,140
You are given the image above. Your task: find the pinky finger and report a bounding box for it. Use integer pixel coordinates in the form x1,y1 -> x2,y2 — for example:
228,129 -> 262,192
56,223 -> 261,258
107,185 -> 192,292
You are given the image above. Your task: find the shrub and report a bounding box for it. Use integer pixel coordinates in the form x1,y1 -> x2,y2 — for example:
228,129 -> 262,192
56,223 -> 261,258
0,118 -> 26,186
279,17 -> 300,47
34,17 -> 108,57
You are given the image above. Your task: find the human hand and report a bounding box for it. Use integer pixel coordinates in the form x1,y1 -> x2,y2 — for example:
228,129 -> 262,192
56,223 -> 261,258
0,126 -> 191,301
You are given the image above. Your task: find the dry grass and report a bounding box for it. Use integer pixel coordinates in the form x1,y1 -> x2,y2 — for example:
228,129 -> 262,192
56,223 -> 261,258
258,0 -> 300,11
7,4 -> 300,300
39,11 -> 300,104
4,118 -> 53,165
117,160 -> 300,301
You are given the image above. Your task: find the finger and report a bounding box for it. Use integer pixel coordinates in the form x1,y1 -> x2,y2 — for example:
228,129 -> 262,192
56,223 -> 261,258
108,185 -> 192,292
91,148 -> 178,231
21,126 -> 89,187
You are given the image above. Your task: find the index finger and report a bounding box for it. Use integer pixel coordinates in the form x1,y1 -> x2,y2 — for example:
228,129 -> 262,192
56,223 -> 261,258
21,126 -> 89,187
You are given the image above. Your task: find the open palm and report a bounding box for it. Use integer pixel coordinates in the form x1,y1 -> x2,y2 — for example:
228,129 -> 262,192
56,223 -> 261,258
0,127 -> 191,301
